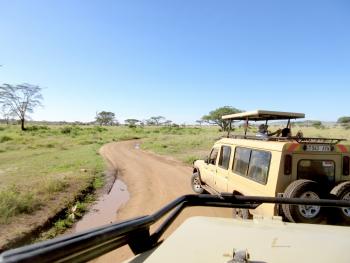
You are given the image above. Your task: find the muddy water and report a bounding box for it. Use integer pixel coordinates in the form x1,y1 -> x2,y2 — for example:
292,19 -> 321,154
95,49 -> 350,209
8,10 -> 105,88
73,179 -> 129,232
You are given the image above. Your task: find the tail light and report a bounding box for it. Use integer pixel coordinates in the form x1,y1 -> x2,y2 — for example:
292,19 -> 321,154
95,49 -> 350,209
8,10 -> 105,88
343,156 -> 350,176
284,154 -> 292,175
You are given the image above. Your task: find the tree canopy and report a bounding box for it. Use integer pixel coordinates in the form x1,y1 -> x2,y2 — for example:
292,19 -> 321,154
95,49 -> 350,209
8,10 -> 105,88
337,116 -> 350,124
146,116 -> 165,126
202,106 -> 242,131
95,111 -> 116,126
124,118 -> 140,128
0,83 -> 43,130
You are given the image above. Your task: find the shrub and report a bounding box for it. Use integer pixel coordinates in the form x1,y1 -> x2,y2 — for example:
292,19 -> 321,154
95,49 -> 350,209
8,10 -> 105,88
0,187 -> 42,224
0,135 -> 13,143
61,126 -> 72,134
26,125 -> 50,131
92,175 -> 104,189
45,179 -> 68,193
93,126 -> 107,132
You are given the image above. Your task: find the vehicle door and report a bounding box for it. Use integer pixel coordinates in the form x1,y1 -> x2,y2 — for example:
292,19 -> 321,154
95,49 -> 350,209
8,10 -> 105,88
215,145 -> 231,192
201,147 -> 219,187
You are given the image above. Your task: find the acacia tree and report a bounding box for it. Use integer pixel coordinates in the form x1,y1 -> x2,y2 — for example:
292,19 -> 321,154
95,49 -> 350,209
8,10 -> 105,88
148,116 -> 165,126
337,116 -> 350,129
202,106 -> 241,131
0,83 -> 43,130
124,118 -> 140,128
95,111 -> 116,126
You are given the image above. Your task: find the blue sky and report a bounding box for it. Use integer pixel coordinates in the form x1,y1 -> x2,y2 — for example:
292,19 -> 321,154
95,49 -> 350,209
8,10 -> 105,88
0,0 -> 349,123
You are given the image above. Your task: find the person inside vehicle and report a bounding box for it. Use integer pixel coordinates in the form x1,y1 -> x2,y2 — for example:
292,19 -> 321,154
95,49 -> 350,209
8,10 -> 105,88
281,127 -> 292,137
256,124 -> 281,138
296,130 -> 304,138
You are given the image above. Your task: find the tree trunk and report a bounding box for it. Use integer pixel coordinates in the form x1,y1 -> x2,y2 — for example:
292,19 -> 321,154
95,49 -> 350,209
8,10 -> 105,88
21,118 -> 26,131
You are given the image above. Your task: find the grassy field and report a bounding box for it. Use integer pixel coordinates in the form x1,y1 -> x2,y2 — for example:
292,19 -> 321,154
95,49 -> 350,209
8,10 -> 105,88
0,123 -> 350,248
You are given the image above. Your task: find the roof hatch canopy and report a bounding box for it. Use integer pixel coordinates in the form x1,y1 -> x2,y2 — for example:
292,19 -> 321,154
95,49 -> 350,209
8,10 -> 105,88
222,110 -> 305,121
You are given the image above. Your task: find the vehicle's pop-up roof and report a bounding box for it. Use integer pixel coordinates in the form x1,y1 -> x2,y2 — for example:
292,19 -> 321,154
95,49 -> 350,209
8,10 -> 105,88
222,110 -> 305,121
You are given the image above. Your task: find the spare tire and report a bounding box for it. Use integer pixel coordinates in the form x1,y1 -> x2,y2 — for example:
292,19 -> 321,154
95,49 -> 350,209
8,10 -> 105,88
330,181 -> 350,225
282,179 -> 324,223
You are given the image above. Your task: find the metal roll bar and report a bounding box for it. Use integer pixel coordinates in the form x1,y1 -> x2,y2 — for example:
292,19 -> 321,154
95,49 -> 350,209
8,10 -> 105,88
1,194 -> 350,263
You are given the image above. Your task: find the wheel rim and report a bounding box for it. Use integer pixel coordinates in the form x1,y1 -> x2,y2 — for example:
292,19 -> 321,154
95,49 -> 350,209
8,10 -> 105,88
341,192 -> 350,217
193,176 -> 202,191
298,191 -> 321,219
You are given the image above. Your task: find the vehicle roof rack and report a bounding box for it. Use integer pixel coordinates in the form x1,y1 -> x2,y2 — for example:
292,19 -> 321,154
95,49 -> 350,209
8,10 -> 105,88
293,137 -> 346,144
226,135 -> 346,144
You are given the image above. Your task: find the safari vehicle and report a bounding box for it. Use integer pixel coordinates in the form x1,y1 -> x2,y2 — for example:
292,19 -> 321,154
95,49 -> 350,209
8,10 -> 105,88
1,194 -> 350,263
191,110 -> 350,224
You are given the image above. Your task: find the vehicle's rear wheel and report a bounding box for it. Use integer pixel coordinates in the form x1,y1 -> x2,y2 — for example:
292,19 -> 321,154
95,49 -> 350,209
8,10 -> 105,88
282,179 -> 324,223
330,181 -> 350,225
191,172 -> 205,194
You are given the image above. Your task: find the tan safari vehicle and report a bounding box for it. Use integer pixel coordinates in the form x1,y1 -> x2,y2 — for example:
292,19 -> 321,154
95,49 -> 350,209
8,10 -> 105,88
191,110 -> 350,224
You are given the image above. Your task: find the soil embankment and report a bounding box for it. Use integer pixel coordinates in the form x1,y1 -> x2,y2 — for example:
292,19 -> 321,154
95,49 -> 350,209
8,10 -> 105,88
78,140 -> 231,262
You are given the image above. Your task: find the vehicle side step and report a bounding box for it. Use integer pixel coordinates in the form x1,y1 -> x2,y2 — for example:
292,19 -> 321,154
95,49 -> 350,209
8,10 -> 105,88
202,184 -> 224,199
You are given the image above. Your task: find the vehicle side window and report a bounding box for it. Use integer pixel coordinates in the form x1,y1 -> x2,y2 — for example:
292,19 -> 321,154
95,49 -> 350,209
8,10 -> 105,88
233,147 -> 251,176
208,148 -> 219,165
247,150 -> 271,184
218,146 -> 231,170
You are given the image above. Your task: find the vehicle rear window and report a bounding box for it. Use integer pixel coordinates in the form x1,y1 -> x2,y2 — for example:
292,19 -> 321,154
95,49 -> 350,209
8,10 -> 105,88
247,150 -> 271,184
233,147 -> 251,176
218,145 -> 231,170
298,160 -> 335,185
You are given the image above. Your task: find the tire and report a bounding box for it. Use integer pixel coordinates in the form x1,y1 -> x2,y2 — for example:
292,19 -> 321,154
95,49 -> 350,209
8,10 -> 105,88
330,181 -> 350,225
191,172 -> 205,194
282,179 -> 324,224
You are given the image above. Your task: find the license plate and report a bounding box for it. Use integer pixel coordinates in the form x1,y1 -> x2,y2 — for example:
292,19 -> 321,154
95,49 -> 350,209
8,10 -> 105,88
305,144 -> 331,152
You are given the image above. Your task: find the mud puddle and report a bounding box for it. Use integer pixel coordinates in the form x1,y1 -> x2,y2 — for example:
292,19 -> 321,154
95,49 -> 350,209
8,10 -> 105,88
72,179 -> 129,233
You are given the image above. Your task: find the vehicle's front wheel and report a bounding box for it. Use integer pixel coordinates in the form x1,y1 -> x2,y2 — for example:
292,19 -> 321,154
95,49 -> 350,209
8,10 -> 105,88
330,181 -> 350,225
191,172 -> 205,194
282,179 -> 324,224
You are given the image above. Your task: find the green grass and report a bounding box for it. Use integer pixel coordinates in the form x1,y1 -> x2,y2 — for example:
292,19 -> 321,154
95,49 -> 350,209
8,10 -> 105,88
0,125 -> 146,227
0,186 -> 43,224
141,126 -> 225,163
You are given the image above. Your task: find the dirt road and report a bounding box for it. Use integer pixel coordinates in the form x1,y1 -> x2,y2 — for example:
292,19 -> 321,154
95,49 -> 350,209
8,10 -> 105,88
92,140 -> 230,262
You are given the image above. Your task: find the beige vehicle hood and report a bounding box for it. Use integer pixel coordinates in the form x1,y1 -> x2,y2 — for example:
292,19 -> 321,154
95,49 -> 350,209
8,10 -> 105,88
128,216 -> 350,263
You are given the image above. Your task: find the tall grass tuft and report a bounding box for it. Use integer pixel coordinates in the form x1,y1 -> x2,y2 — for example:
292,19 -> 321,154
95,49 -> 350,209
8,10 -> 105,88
0,135 -> 13,143
0,186 -> 42,224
